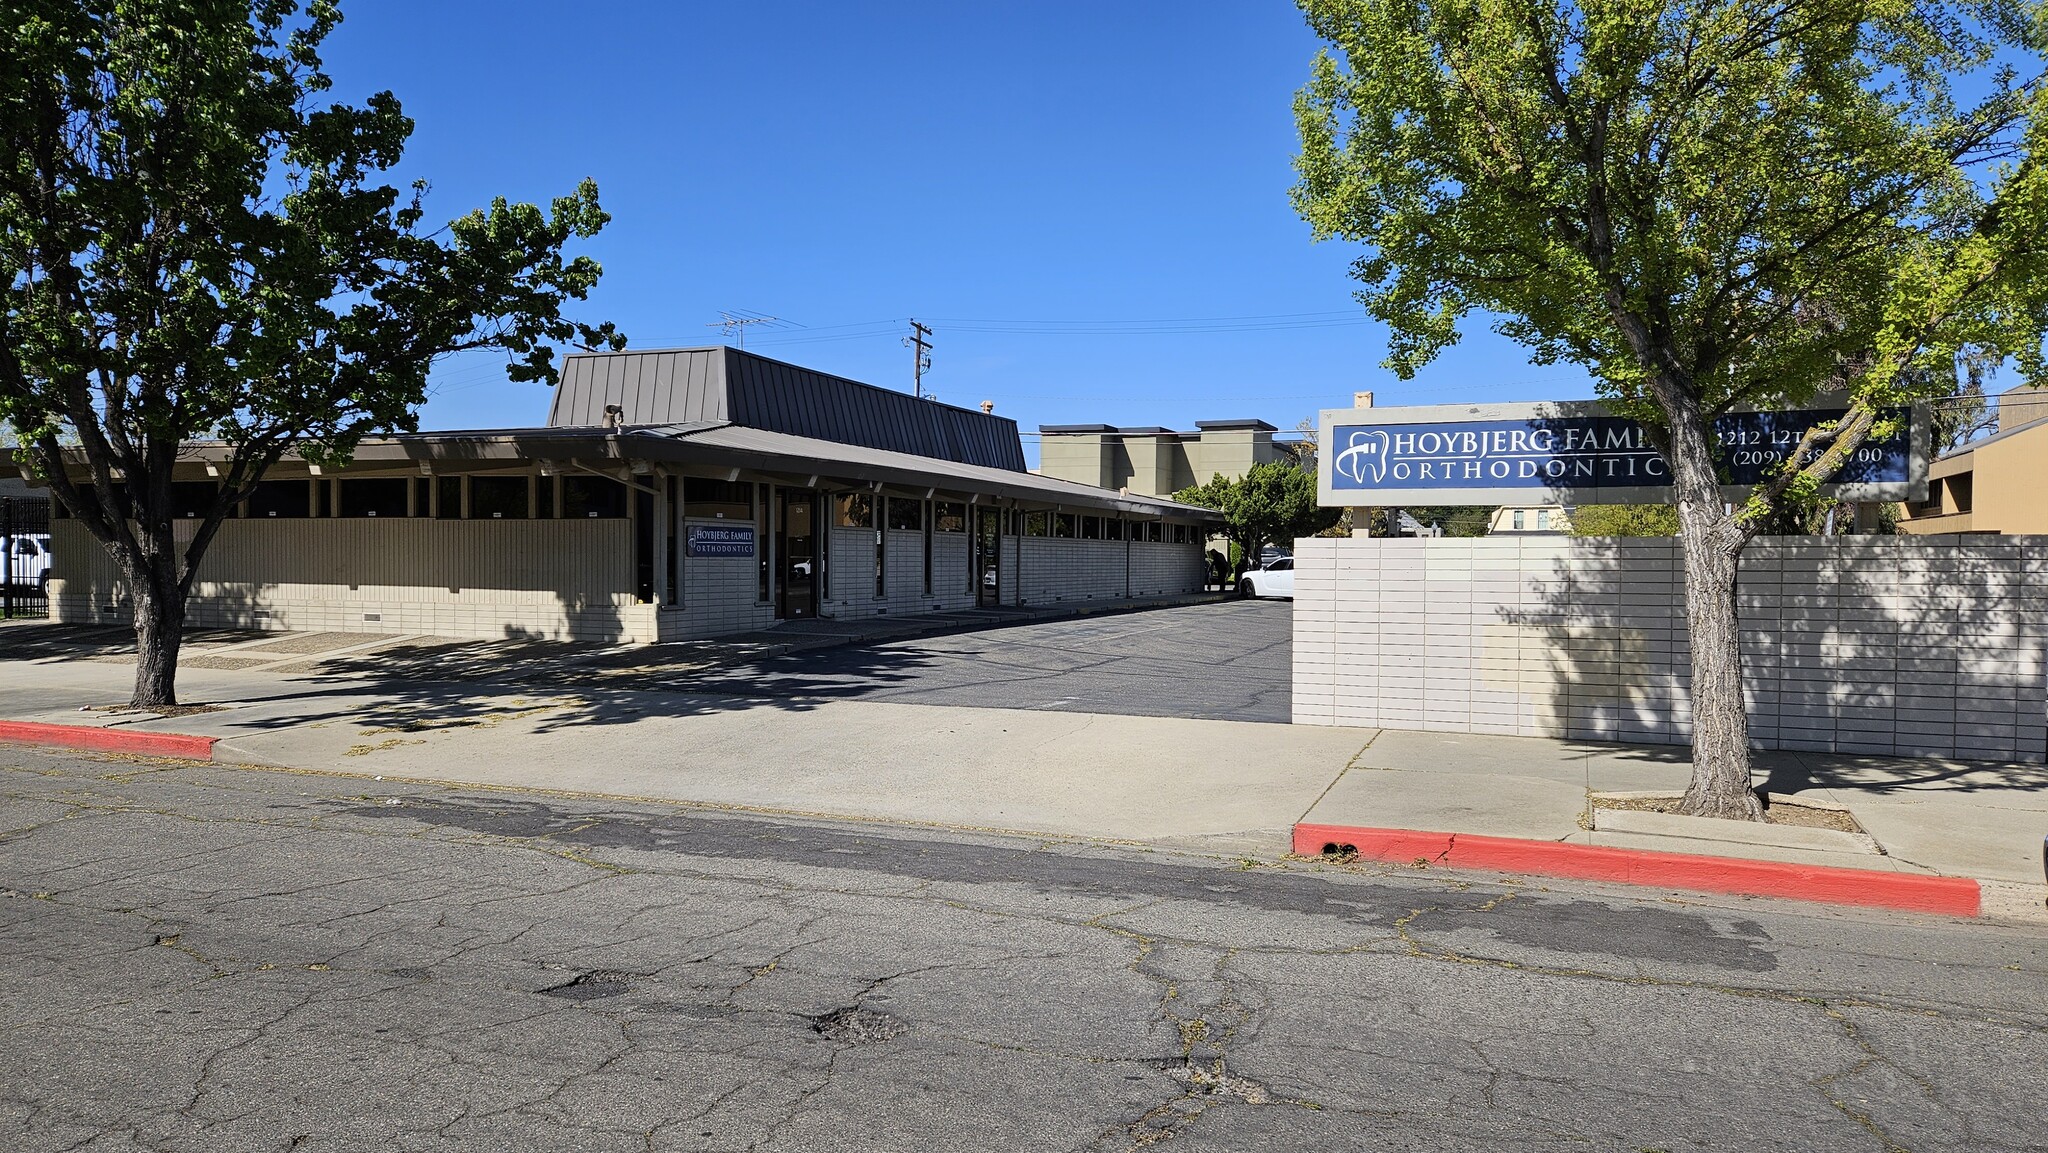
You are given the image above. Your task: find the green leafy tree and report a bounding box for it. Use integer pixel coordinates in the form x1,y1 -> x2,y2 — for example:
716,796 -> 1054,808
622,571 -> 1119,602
1294,0 -> 2048,818
0,0 -> 622,706
1178,461 -> 1339,581
1569,504 -> 1680,537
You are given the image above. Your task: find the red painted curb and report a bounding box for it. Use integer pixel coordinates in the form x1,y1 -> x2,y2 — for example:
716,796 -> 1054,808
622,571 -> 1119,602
0,720 -> 217,760
1294,822 -> 1982,917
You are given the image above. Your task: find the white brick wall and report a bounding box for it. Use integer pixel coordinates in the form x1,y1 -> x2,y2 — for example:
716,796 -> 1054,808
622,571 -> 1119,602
1129,540 -> 1206,597
1006,538 -> 1206,604
1292,535 -> 2048,762
820,525 -> 982,619
1017,538 -> 1123,604
670,516 -> 777,640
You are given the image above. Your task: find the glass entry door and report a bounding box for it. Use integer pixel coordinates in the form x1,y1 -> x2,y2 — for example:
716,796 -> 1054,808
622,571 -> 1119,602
975,507 -> 1001,607
778,490 -> 818,619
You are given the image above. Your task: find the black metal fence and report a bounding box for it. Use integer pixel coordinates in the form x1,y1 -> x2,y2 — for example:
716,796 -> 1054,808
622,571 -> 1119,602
2,495 -> 53,620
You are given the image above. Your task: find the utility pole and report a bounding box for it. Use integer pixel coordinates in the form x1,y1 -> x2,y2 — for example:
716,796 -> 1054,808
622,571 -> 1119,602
708,311 -> 781,350
905,319 -> 933,398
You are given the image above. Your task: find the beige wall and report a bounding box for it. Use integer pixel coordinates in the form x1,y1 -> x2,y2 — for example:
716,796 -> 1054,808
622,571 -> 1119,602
1036,433 -> 1114,490
1998,382 -> 2048,431
51,518 -> 654,642
1039,427 -> 1282,498
1899,420 -> 2048,535
1967,424 -> 2048,534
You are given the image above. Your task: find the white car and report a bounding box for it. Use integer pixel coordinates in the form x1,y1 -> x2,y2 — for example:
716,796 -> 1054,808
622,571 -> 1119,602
4,533 -> 53,593
1237,556 -> 1295,600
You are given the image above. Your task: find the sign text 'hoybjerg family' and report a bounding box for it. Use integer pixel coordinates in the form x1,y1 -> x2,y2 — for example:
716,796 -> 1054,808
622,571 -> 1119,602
1328,408 -> 1914,494
686,524 -> 755,558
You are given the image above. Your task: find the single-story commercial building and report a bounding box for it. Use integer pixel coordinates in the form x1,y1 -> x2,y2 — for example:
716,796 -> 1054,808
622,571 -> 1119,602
41,347 -> 1221,642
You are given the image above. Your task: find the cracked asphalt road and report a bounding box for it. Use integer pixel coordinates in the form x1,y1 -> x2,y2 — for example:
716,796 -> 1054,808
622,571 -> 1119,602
3,746 -> 2045,1152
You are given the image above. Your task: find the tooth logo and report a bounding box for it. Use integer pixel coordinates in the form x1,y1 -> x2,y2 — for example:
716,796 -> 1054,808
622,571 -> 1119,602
1334,429 -> 1388,485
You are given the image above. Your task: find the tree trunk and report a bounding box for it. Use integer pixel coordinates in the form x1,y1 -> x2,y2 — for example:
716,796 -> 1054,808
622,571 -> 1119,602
1662,408 -> 1765,821
128,559 -> 187,709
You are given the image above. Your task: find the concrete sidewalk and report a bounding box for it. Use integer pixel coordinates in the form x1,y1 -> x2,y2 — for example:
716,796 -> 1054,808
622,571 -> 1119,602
1299,727 -> 2048,916
0,655 -> 1364,854
3,629 -> 2044,918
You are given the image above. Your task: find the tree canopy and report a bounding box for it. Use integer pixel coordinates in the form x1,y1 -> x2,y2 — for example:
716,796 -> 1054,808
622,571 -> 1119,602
1178,461 -> 1339,577
1292,0 -> 2048,817
0,0 -> 622,704
1295,0 -> 2048,460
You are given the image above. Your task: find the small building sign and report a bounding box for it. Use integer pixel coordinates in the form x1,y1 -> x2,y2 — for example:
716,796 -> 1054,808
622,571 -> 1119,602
1317,401 -> 1926,506
687,524 -> 756,558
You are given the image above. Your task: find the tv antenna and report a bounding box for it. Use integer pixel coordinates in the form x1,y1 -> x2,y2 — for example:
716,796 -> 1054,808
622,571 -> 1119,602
905,319 -> 933,398
707,309 -> 789,350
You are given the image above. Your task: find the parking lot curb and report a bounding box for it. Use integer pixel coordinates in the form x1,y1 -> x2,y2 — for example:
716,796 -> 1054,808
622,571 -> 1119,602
1293,822 -> 1983,917
0,720 -> 217,761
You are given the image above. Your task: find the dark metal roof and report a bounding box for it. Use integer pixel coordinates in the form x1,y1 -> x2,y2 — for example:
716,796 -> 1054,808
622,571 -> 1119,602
549,347 -> 1027,472
1194,419 -> 1278,432
547,349 -> 728,426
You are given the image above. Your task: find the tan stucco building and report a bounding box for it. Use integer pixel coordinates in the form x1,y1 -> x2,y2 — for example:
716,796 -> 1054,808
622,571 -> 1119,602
1035,420 -> 1282,497
1898,384 -> 2048,535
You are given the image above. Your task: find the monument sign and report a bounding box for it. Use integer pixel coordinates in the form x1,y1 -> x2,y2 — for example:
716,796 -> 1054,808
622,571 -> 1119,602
1316,401 -> 1928,507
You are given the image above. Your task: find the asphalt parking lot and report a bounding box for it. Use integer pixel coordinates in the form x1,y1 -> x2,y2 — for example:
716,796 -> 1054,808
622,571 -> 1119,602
0,597 -> 1297,725
688,598 -> 1295,723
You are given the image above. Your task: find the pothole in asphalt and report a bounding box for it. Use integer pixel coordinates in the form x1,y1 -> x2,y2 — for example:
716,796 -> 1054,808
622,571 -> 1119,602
539,970 -> 632,1001
1154,1060 -> 1273,1104
808,1005 -> 906,1044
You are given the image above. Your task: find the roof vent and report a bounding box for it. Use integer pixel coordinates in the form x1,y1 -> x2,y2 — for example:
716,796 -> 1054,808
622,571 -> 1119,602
602,404 -> 624,431
980,400 -> 995,414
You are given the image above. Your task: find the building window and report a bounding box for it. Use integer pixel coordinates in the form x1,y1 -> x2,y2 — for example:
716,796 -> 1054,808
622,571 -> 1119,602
1105,518 -> 1123,541
1536,509 -> 1551,530
245,480 -> 310,519
1147,521 -> 1162,543
1080,516 -> 1101,540
470,476 -> 530,519
563,475 -> 627,518
684,477 -> 752,520
886,496 -> 923,531
1054,513 -> 1076,538
170,482 -> 216,519
434,476 -> 461,519
934,501 -> 966,532
835,493 -> 874,528
338,478 -> 409,518
1512,509 -> 1526,530
1025,510 -> 1049,537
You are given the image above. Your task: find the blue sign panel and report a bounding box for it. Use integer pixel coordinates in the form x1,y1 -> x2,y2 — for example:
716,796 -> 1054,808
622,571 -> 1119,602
1328,408 -> 1913,494
687,524 -> 755,558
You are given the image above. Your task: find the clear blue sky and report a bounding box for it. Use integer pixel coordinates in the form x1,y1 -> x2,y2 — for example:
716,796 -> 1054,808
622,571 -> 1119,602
319,1 -> 1599,463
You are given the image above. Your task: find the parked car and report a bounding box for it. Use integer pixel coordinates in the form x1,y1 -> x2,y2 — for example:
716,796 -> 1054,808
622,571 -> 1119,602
1258,545 -> 1292,568
1237,556 -> 1295,600
3,532 -> 53,593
